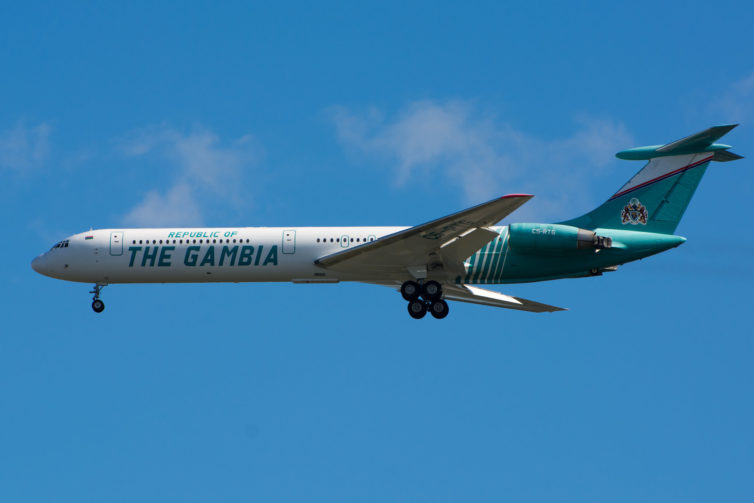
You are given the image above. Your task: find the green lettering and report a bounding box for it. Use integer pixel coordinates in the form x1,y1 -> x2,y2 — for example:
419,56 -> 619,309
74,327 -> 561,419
263,245 -> 278,266
219,246 -> 238,266
184,246 -> 200,266
158,246 -> 174,267
141,246 -> 158,267
200,246 -> 216,266
255,245 -> 263,265
168,232 -> 175,238
128,246 -> 142,267
238,246 -> 254,266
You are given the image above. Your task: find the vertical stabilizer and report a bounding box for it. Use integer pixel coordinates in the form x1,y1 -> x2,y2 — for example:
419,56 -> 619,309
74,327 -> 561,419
560,125 -> 742,234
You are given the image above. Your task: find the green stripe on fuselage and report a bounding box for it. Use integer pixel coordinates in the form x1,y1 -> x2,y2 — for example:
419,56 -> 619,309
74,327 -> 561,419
464,248 -> 479,283
486,231 -> 506,284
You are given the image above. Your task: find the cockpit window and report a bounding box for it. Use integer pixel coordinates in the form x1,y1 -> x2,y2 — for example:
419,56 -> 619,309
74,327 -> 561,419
50,239 -> 69,250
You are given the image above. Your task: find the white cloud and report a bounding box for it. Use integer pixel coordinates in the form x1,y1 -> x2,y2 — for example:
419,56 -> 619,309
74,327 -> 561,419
121,183 -> 203,228
711,70 -> 754,123
0,122 -> 51,172
119,126 -> 260,227
329,101 -> 632,219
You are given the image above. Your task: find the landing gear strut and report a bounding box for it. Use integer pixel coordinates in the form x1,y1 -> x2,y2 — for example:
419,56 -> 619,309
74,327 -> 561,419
89,284 -> 106,313
401,280 -> 449,320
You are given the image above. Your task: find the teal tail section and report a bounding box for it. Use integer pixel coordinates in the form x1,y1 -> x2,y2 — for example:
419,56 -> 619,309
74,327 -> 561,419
560,125 -> 743,234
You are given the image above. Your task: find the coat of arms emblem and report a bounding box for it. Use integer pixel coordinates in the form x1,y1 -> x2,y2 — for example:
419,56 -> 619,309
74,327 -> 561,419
621,197 -> 648,225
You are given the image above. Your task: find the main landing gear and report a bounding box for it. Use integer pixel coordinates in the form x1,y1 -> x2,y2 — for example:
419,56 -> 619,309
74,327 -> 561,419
89,284 -> 106,313
401,280 -> 449,320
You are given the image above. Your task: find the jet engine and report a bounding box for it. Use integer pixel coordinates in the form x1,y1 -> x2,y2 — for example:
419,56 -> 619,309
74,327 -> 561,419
508,223 -> 612,252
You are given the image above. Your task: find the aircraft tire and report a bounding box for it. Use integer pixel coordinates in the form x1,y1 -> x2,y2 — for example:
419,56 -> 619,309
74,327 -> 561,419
407,300 -> 427,319
401,281 -> 421,301
422,280 -> 442,301
92,300 -> 105,313
429,299 -> 449,319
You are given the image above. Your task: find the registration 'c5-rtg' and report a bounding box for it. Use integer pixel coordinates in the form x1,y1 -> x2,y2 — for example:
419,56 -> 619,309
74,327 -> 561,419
32,125 -> 743,319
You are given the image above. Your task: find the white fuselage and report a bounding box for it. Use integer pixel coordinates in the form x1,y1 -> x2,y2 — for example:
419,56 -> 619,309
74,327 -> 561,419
31,227 -> 409,285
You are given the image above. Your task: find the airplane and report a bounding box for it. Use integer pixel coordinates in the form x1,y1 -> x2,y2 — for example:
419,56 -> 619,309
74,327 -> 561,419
31,125 -> 742,319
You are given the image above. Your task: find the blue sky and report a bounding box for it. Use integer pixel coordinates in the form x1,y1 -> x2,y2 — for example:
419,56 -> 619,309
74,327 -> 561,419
2,1 -> 753,501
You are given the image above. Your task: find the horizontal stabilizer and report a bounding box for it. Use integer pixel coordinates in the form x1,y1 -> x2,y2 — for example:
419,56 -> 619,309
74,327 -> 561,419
713,149 -> 744,162
616,124 -> 739,160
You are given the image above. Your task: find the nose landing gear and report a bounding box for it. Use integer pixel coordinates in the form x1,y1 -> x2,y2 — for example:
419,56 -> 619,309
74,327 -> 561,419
401,280 -> 449,320
89,284 -> 106,313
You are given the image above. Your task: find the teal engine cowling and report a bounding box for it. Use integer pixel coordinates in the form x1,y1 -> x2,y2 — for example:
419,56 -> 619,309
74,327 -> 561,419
508,223 -> 612,253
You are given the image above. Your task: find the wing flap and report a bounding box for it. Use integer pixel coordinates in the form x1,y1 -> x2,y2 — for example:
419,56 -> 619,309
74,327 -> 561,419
439,227 -> 499,263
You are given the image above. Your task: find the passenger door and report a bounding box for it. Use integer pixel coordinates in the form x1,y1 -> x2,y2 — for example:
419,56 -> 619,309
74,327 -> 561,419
109,231 -> 123,256
282,230 -> 296,254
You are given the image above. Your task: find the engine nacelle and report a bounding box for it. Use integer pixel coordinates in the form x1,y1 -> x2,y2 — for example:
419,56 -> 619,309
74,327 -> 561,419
508,223 -> 612,252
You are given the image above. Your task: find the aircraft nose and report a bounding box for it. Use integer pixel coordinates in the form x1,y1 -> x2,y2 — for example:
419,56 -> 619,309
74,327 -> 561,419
31,254 -> 48,275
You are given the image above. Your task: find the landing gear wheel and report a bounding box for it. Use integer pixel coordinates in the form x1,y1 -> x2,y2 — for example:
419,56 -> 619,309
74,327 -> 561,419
89,283 -> 106,313
422,280 -> 442,301
429,299 -> 449,319
401,281 -> 421,301
407,299 -> 427,319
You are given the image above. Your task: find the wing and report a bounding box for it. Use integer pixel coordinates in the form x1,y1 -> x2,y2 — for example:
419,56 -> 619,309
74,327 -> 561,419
442,284 -> 565,312
370,281 -> 565,313
315,194 -> 532,278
